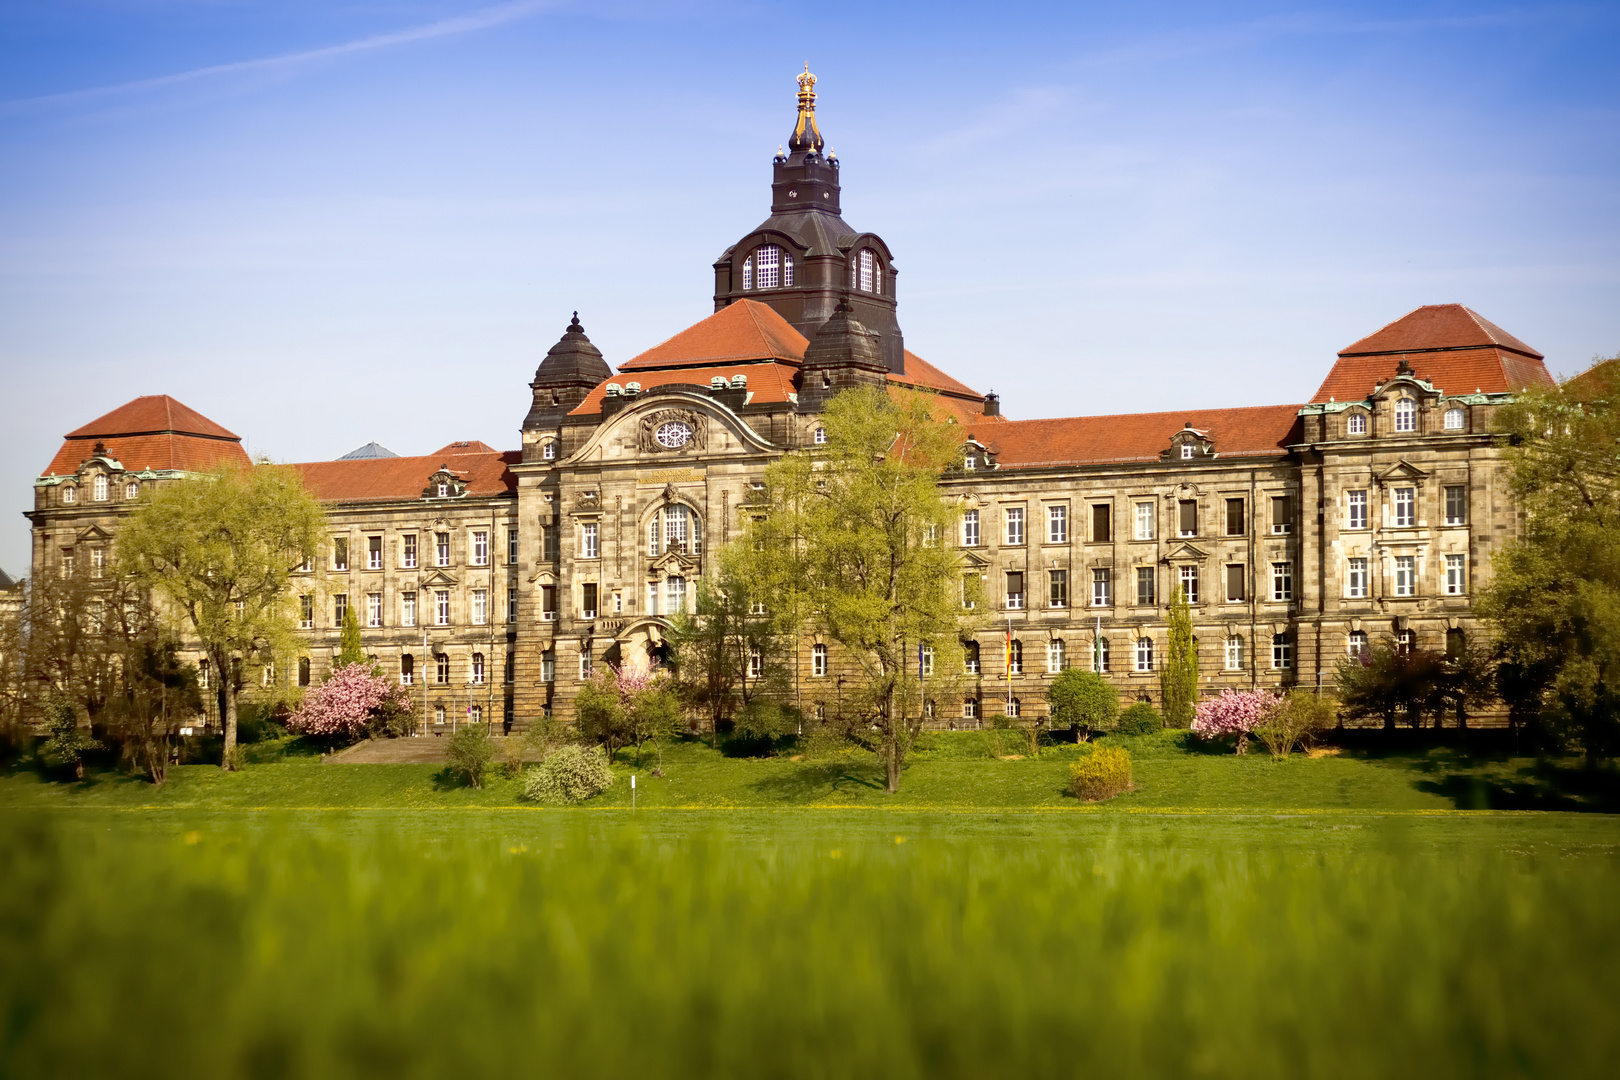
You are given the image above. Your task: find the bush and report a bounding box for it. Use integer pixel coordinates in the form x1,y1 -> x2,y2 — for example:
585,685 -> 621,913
1191,689 -> 1279,755
1117,703 -> 1161,736
523,745 -> 615,804
1068,746 -> 1133,801
286,663 -> 413,744
1048,669 -> 1119,731
1253,690 -> 1338,757
445,724 -> 496,789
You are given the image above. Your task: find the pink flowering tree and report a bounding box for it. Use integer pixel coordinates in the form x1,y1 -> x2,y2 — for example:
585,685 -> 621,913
1191,689 -> 1279,755
576,665 -> 681,767
286,662 -> 414,743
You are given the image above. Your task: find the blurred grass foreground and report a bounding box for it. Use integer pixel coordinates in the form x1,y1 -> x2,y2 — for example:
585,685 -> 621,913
2,813 -> 1617,1078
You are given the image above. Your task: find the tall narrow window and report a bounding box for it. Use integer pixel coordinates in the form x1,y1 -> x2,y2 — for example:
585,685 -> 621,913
1394,556 -> 1415,597
93,474 -> 108,501
1135,501 -> 1156,540
1005,507 -> 1024,546
1091,637 -> 1111,673
125,481 -> 139,500
582,583 -> 599,619
400,655 -> 414,686
435,590 -> 450,625
1007,640 -> 1023,675
664,504 -> 689,553
1224,636 -> 1244,671
1445,554 -> 1466,595
742,256 -> 754,290
1394,398 -> 1416,432
543,442 -> 557,461
436,654 -> 450,684
472,531 -> 488,566
1272,634 -> 1292,669
746,646 -> 763,678
435,532 -> 450,566
1394,488 -> 1415,527
471,653 -> 485,685
1271,562 -> 1293,602
582,523 -> 599,559
756,244 -> 781,288
784,253 -> 795,286
90,548 -> 105,578
1091,568 -> 1110,607
1444,486 -> 1466,526
367,592 -> 382,628
542,651 -> 555,683
1225,498 -> 1245,536
508,529 -> 519,564
1136,566 -> 1156,606
812,644 -> 827,677
857,249 -> 876,292
1178,500 -> 1197,537
1050,504 -> 1070,543
1347,558 -> 1368,599
365,535 -> 382,569
334,594 -> 348,625
1178,565 -> 1199,604
1347,490 -> 1368,530
1270,495 -> 1292,534
299,595 -> 313,629
508,578 -> 519,623
1136,638 -> 1154,672
962,510 -> 980,547
401,592 -> 417,627
1225,564 -> 1245,602
1047,639 -> 1065,673
648,517 -> 661,556
333,538 -> 348,571
1048,569 -> 1067,608
1347,631 -> 1368,657
1396,629 -> 1415,654
540,584 -> 556,621
1088,504 -> 1107,543
963,574 -> 978,610
472,589 -> 488,625
1005,572 -> 1024,610
402,534 -> 417,568
964,641 -> 980,675
665,576 -> 686,614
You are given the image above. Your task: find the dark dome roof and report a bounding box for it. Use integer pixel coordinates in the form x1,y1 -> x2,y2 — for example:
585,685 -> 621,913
533,312 -> 611,388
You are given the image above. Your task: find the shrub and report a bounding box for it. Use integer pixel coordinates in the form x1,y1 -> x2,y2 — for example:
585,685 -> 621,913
1191,689 -> 1279,755
1253,690 -> 1338,757
733,700 -> 800,744
1068,746 -> 1133,801
445,724 -> 496,789
286,663 -> 413,743
1048,669 -> 1119,732
1117,703 -> 1162,736
523,745 -> 615,804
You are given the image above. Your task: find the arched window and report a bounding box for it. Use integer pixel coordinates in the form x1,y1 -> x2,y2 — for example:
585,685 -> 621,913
298,657 -> 311,687
1394,398 -> 1416,432
1136,638 -> 1154,671
1224,636 -> 1244,671
1347,413 -> 1367,435
542,442 -> 556,461
742,256 -> 754,290
1443,408 -> 1464,431
853,248 -> 880,293
93,474 -> 108,501
752,244 -> 792,289
471,653 -> 485,685
401,654 -> 414,686
1047,639 -> 1065,673
125,480 -> 139,499
62,486 -> 76,504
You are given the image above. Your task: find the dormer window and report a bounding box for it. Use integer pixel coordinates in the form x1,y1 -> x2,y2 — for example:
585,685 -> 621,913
125,480 -> 139,499
1347,413 -> 1367,435
1180,443 -> 1194,460
437,483 -> 449,498
853,249 -> 881,293
743,245 -> 794,291
1394,398 -> 1416,432
93,474 -> 108,501
1444,407 -> 1464,431
543,442 -> 556,461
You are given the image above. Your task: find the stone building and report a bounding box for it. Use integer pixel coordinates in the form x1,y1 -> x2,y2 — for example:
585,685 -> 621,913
25,70 -> 1552,730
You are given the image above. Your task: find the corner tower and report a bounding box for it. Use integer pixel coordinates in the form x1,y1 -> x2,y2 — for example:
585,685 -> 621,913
713,66 -> 905,374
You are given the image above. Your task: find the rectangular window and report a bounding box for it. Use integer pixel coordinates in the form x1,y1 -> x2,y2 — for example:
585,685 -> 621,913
367,592 -> 382,628
1136,566 -> 1156,606
665,576 -> 686,614
962,510 -> 980,547
648,518 -> 661,557
580,652 -> 592,680
435,590 -> 450,625
1395,555 -> 1415,597
93,474 -> 108,501
400,655 -> 413,686
541,651 -> 555,683
299,594 -> 313,629
1178,500 -> 1197,537
1091,568 -> 1110,607
90,548 -> 105,578
1136,638 -> 1154,672
1091,637 -> 1110,673
1005,571 -> 1024,610
1446,554 -> 1466,595
334,594 -> 348,624
1225,498 -> 1245,536
921,647 -> 934,677
1272,634 -> 1292,670
1225,564 -> 1245,602
1048,569 -> 1067,608
1394,488 -> 1415,528
508,580 -> 519,623
401,592 -> 417,627
1271,562 -> 1293,602
1347,558 -> 1368,599
508,529 -> 519,564
1225,636 -> 1244,671
1047,639 -> 1064,674
1005,508 -> 1025,546
1008,640 -> 1022,675
367,536 -> 382,570
1445,486 -> 1466,526
582,583 -> 598,619
544,522 -> 559,561
472,589 -> 488,625
812,644 -> 827,677
582,523 -> 599,559
436,654 -> 450,685
435,532 -> 451,566
963,574 -> 978,610
1271,495 -> 1292,534
965,642 -> 980,675
402,534 -> 417,568
1347,490 -> 1368,530
1178,566 -> 1199,604
1049,505 -> 1069,544
333,538 -> 348,572
472,531 -> 489,566
541,584 -> 557,621
1090,504 -> 1109,543
746,647 -> 763,678
1134,501 -> 1156,540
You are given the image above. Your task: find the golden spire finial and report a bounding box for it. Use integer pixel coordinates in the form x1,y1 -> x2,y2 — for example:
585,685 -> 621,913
789,63 -> 824,153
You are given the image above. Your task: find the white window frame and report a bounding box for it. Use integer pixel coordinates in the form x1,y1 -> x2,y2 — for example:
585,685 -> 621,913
1445,554 -> 1466,595
472,589 -> 488,626
1395,556 -> 1415,597
1347,413 -> 1367,435
1271,562 -> 1292,602
1049,505 -> 1067,544
582,523 -> 599,559
1135,637 -> 1154,672
472,530 -> 489,566
1347,558 -> 1368,599
1047,639 -> 1065,674
1224,636 -> 1244,671
435,589 -> 450,626
962,510 -> 980,547
93,474 -> 108,501
1272,634 -> 1292,670
1444,407 -> 1464,430
1091,637 -> 1110,673
435,532 -> 451,566
1394,398 -> 1416,432
1005,507 -> 1024,546
367,592 -> 382,628
1134,501 -> 1155,540
1445,486 -> 1467,526
402,534 -> 417,569
756,244 -> 781,289
666,575 -> 686,615
1178,565 -> 1199,604
401,592 -> 416,627
812,643 -> 827,677
471,653 -> 485,685
125,480 -> 139,499
813,427 -> 826,445
1347,490 -> 1368,530
1393,488 -> 1415,527
1180,443 -> 1194,460
1091,568 -> 1110,607
921,647 -> 934,677
1348,631 -> 1368,657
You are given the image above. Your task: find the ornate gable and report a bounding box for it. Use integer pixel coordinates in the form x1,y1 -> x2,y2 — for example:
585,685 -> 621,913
421,466 -> 468,500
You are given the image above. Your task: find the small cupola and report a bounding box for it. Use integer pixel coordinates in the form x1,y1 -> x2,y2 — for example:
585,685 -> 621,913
523,312 -> 613,433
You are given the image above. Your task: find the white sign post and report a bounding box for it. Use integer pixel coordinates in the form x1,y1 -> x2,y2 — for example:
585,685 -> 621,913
631,773 -> 636,815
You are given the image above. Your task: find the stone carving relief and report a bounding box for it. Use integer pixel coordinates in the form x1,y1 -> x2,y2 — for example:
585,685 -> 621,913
637,409 -> 709,454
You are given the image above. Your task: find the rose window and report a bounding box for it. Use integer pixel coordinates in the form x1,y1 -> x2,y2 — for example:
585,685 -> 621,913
655,421 -> 693,448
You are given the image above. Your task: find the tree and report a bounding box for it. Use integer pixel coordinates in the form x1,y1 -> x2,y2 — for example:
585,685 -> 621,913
740,385 -> 970,793
1335,641 -> 1448,731
1047,669 -> 1118,734
38,692 -> 99,781
576,665 -> 682,768
1159,586 -> 1198,728
1191,688 -> 1276,754
286,663 -> 414,743
669,555 -> 797,742
118,462 -> 328,770
1252,690 -> 1337,757
337,604 -> 365,668
1479,355 -> 1620,762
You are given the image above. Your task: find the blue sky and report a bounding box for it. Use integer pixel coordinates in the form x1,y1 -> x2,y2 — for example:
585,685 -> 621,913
1,1 -> 1617,575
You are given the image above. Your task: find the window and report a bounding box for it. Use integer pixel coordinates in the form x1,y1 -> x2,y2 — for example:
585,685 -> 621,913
582,583 -> 599,619
1347,413 -> 1367,435
1051,504 -> 1071,543
756,244 -> 782,289
437,482 -> 449,498
580,651 -> 593,680
299,594 -> 314,629
1394,398 -> 1416,432
1444,486 -> 1466,525
1005,571 -> 1024,610
1136,638 -> 1154,672
1136,566 -> 1156,606
435,590 -> 450,625
198,659 -> 209,688
1178,565 -> 1199,604
964,641 -> 980,675
962,574 -> 978,610
400,655 -> 413,686
472,531 -> 488,566
811,643 -> 828,677
1394,556 -> 1415,597
962,510 -> 980,547
1347,558 -> 1368,599
1271,562 -> 1293,602
856,248 -> 879,293
508,581 -> 519,623
471,589 -> 488,625
541,584 -> 557,621
433,704 -> 446,727
1347,631 -> 1368,657
435,532 -> 451,566
125,481 -> 139,499
401,592 -> 417,627
1224,636 -> 1244,671
1348,490 -> 1368,530
813,427 -> 826,445
1225,498 -> 1245,536
1393,488 -> 1415,527
1446,554 -> 1466,595
333,538 -> 348,571
1134,501 -> 1156,540
508,529 -> 519,564
648,517 -> 661,556
1446,628 -> 1465,661
1007,698 -> 1021,718
1091,636 -> 1111,673
262,663 -> 276,689
1271,495 -> 1292,534
61,486 -> 75,504
402,535 -> 417,568
742,255 -> 754,290
541,650 -> 555,683
1180,443 -> 1195,460
543,520 -> 559,560
468,705 -> 482,726
1047,639 -> 1065,673
1178,500 -> 1197,537
93,474 -> 108,501
367,592 -> 382,628
665,576 -> 686,614
747,647 -> 763,678
964,455 -> 976,471
1005,508 -> 1024,546
1091,568 -> 1110,607
1008,640 -> 1023,675
542,442 -> 556,461
1225,564 -> 1245,603
90,548 -> 105,578
1437,407 -> 1464,432
471,653 -> 485,685
963,698 -> 978,721
663,504 -> 692,554
334,594 -> 348,625
1088,504 -> 1107,543
1048,569 -> 1067,608
582,523 -> 598,559
435,653 -> 450,684
298,553 -> 313,573
1396,629 -> 1415,654
1272,634 -> 1292,669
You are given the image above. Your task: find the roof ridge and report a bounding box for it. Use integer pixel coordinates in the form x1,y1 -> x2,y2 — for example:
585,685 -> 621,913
996,402 -> 1306,426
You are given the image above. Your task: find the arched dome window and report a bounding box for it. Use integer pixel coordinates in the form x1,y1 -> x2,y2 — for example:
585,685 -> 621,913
852,248 -> 881,294
743,245 -> 793,291
647,502 -> 703,557
1443,407 -> 1464,430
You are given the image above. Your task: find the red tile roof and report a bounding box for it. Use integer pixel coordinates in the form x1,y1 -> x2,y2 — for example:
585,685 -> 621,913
43,395 -> 250,476
570,362 -> 802,416
1312,305 -> 1553,404
619,300 -> 810,371
292,451 -> 519,504
429,440 -> 497,457
979,404 -> 1304,469
1340,304 -> 1542,358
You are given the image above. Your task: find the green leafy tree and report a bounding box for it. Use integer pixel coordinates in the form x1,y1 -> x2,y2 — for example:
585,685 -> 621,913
445,723 -> 495,788
1047,668 -> 1118,733
38,692 -> 99,781
1159,586 -> 1198,728
337,604 -> 365,668
117,462 -> 328,770
741,385 -> 971,793
669,555 -> 797,742
1479,355 -> 1620,762
1335,641 -> 1449,730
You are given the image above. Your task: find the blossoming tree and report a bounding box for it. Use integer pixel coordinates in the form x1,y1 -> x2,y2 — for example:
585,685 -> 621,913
1191,689 -> 1278,755
287,662 -> 414,742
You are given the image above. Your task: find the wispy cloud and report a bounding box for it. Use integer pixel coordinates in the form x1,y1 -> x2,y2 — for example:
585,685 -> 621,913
2,0 -> 563,112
